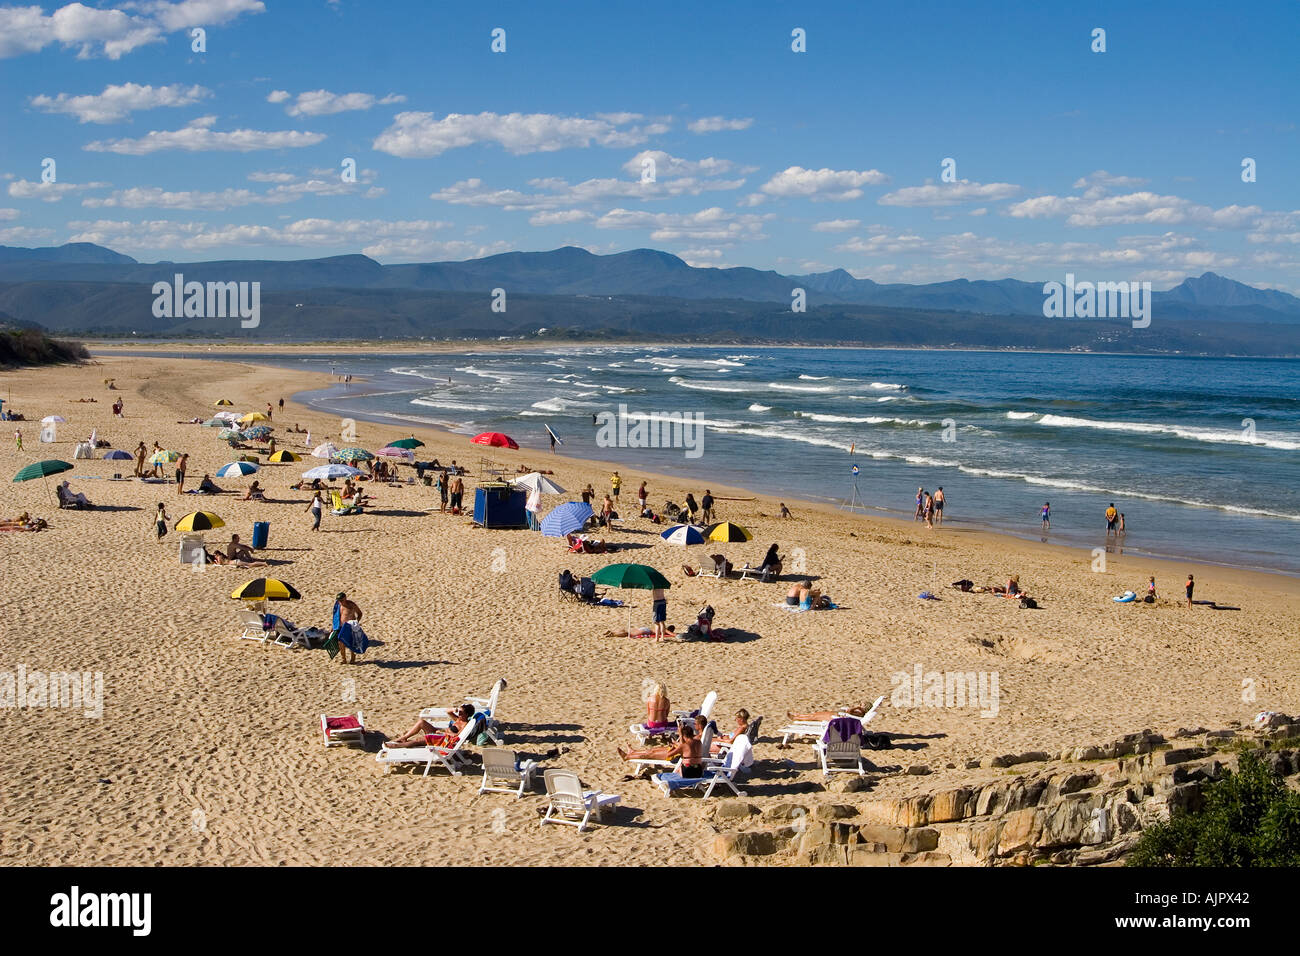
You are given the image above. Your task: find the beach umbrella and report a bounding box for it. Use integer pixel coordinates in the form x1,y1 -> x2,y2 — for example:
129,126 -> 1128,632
376,446 -> 415,460
150,450 -> 181,465
201,418 -> 226,427
218,428 -> 244,441
539,501 -> 593,538
238,412 -> 270,423
213,411 -> 240,422
590,563 -> 671,590
243,425 -> 273,440
705,521 -> 752,543
231,578 -> 301,601
387,437 -> 424,449
103,449 -> 132,460
471,431 -> 518,450
214,399 -> 234,406
175,511 -> 225,532
268,450 -> 301,463
512,472 -> 566,495
302,463 -> 363,481
660,523 -> 706,545
13,459 -> 73,483
334,447 -> 373,463
41,415 -> 67,424
311,442 -> 339,459
217,461 -> 259,478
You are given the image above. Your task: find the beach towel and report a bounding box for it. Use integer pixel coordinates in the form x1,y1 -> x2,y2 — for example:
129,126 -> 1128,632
919,591 -> 940,600
337,620 -> 369,655
825,716 -> 863,744
325,715 -> 362,732
596,598 -> 625,607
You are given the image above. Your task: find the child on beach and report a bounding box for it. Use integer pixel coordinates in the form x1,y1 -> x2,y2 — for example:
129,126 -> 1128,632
1186,573 -> 1195,606
1147,576 -> 1157,602
154,502 -> 171,539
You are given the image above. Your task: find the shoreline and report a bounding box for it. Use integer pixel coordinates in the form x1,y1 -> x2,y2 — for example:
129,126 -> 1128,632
93,346 -> 1300,579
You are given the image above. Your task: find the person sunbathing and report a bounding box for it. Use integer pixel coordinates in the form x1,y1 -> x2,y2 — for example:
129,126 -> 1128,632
243,480 -> 266,501
1003,575 -> 1030,599
385,704 -> 478,749
711,710 -> 751,753
0,512 -> 47,531
196,474 -> 225,494
205,549 -> 269,568
786,580 -> 820,608
58,481 -> 92,508
618,723 -> 704,776
225,534 -> 256,562
643,680 -> 670,725
604,625 -> 676,640
618,714 -> 711,762
787,703 -> 874,722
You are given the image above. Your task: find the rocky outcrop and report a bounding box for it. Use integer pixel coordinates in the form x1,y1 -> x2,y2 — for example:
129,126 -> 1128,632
709,717 -> 1300,866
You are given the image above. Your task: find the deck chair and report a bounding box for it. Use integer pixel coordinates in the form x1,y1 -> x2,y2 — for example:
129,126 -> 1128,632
237,608 -> 268,643
420,678 -> 506,744
269,617 -> 324,650
715,716 -> 763,758
478,748 -> 539,799
674,690 -> 718,724
630,690 -> 717,745
375,716 -> 480,776
654,735 -> 751,798
812,717 -> 868,777
540,769 -> 620,832
576,576 -> 603,603
320,710 -> 365,747
558,572 -> 580,603
627,723 -> 714,778
701,554 -> 729,579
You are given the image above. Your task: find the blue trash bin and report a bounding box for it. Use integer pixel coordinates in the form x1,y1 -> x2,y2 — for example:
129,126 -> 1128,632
251,521 -> 269,550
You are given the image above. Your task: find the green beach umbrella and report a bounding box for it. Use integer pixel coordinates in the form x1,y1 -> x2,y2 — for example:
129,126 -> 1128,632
13,459 -> 73,483
387,437 -> 424,449
590,563 -> 671,590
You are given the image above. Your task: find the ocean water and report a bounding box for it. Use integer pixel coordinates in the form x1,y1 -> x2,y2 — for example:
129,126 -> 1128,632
175,346 -> 1300,574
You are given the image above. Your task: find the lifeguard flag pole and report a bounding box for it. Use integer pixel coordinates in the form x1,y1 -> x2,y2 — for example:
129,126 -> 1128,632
841,442 -> 866,512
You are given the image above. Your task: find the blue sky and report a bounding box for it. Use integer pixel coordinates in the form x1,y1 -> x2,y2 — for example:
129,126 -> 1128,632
1,0 -> 1297,290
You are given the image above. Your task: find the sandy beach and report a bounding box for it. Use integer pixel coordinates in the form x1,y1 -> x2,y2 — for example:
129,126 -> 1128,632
1,352 -> 1297,866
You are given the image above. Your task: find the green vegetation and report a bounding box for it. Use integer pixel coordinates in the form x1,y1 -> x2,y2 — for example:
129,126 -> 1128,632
1128,752 -> 1300,866
0,325 -> 88,367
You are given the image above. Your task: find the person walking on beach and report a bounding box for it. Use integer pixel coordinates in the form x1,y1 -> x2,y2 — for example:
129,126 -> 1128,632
1185,573 -> 1195,607
134,441 -> 147,478
701,489 -> 715,525
915,487 -> 925,521
437,470 -> 449,513
549,429 -> 557,453
1041,501 -> 1051,531
684,493 -> 699,523
933,486 -> 946,526
651,586 -> 668,642
330,592 -> 365,665
175,453 -> 188,494
266,402 -> 273,421
923,492 -> 934,528
610,471 -> 622,500
154,502 -> 171,540
1105,503 -> 1119,537
278,397 -> 284,413
448,474 -> 463,512
637,481 -> 648,515
307,491 -> 323,531
601,494 -> 614,529
13,428 -> 21,452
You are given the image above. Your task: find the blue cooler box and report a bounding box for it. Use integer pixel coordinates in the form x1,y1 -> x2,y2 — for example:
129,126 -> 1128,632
251,521 -> 269,549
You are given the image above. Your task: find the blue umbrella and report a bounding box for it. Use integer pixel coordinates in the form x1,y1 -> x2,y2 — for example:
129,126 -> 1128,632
660,523 -> 706,545
217,461 -> 259,478
103,449 -> 132,460
540,501 -> 594,538
302,463 -> 363,481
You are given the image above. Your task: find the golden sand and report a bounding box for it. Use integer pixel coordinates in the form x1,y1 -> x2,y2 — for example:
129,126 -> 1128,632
1,353 -> 1296,865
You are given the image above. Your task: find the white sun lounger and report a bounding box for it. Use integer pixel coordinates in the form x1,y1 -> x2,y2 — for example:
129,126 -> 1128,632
653,734 -> 752,798
812,723 -> 868,777
320,710 -> 365,748
539,769 -> 620,833
630,690 -> 718,746
478,748 -> 539,799
778,695 -> 884,746
375,718 -> 479,776
627,724 -> 714,778
237,609 -> 268,643
269,618 -> 325,650
420,678 -> 506,744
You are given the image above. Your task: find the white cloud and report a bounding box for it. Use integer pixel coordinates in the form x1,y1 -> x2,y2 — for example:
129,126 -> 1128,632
1006,191 -> 1263,229
0,1 -> 263,60
1073,169 -> 1151,198
878,180 -> 1021,207
276,89 -> 406,117
84,115 -> 326,153
82,173 -> 383,209
373,111 -> 662,158
528,209 -> 591,226
8,178 -> 110,201
687,116 -> 753,134
0,208 -> 18,220
812,218 -> 860,232
593,207 -> 769,242
30,82 -> 209,123
0,225 -> 55,243
247,171 -> 295,183
620,150 -> 752,179
429,170 -> 745,211
758,166 -> 890,202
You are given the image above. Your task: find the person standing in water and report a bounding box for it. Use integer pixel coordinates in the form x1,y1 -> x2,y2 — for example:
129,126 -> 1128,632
1105,503 -> 1119,537
1041,501 -> 1051,531
915,487 -> 925,521
933,487 -> 945,526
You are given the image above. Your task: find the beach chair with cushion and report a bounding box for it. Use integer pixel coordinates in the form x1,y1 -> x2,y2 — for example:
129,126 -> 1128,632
321,710 -> 365,747
812,717 -> 868,777
674,690 -> 718,725
374,716 -> 480,776
269,617 -> 325,650
478,748 -> 539,799
715,716 -> 763,758
630,690 -> 717,746
420,678 -> 506,744
627,723 -> 714,778
237,608 -> 268,643
653,734 -> 752,798
539,769 -> 620,833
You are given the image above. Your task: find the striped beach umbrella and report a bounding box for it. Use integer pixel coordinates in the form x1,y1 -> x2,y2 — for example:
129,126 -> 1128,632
376,446 -> 415,460
214,399 -> 234,406
243,425 -> 273,440
175,511 -> 225,532
13,459 -> 73,482
302,463 -> 362,481
539,501 -> 593,537
231,578 -> 301,601
216,461 -> 259,478
218,428 -> 244,440
660,523 -> 706,545
705,521 -> 752,543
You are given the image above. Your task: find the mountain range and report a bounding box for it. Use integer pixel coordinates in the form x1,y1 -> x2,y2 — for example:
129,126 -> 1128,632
1,243 -> 1298,353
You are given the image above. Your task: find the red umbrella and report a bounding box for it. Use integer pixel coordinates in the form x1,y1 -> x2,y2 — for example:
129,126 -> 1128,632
471,432 -> 519,450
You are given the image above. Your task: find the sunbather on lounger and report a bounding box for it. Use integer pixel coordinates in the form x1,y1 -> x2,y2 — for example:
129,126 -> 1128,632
385,704 -> 477,748
711,710 -> 751,753
642,680 -> 670,725
618,722 -> 704,776
243,480 -> 267,501
205,549 -> 268,568
787,703 -> 873,722
604,625 -> 676,640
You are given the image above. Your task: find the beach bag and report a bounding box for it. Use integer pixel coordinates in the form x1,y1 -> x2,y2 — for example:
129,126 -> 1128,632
323,632 -> 340,659
1019,596 -> 1038,609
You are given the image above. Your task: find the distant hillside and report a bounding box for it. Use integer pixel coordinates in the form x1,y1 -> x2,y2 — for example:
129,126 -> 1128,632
0,320 -> 88,367
0,244 -> 1296,323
